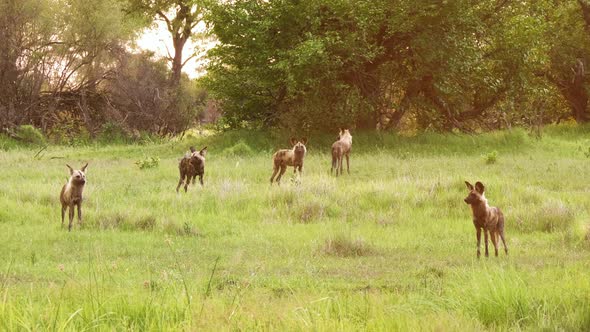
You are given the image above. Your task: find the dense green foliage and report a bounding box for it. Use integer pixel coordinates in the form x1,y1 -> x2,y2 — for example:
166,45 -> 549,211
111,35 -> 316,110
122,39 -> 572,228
4,0 -> 590,134
0,126 -> 589,330
203,0 -> 590,131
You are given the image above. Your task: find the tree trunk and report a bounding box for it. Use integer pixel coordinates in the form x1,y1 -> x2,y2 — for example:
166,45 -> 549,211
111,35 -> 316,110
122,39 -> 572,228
0,1 -> 20,128
578,0 -> 590,29
562,59 -> 589,123
171,36 -> 187,86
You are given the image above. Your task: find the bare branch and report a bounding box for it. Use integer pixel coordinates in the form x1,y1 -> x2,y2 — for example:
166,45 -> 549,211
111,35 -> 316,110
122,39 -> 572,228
156,10 -> 174,33
164,44 -> 174,61
181,53 -> 197,67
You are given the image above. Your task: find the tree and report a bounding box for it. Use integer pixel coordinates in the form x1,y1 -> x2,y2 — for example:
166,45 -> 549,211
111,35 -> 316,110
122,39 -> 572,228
0,0 -> 145,133
203,0 -> 547,131
127,0 -> 206,86
104,50 -> 207,134
542,1 -> 590,123
0,0 -> 55,128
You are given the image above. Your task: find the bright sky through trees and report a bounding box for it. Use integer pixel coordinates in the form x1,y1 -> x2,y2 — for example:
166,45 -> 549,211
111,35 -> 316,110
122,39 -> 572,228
136,20 -> 212,78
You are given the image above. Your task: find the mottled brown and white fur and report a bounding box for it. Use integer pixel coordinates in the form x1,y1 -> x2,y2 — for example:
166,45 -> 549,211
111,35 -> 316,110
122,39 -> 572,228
176,146 -> 207,192
464,181 -> 508,258
331,129 -> 352,176
60,163 -> 88,231
270,137 -> 308,185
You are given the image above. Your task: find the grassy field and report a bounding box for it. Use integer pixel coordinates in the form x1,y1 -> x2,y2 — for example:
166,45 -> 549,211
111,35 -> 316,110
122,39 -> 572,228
0,126 -> 590,331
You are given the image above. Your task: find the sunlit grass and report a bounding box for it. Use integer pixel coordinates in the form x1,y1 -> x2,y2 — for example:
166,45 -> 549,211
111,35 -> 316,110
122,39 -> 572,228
0,126 -> 589,330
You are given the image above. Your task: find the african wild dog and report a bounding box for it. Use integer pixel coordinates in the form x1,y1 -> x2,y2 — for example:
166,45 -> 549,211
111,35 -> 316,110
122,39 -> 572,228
176,146 -> 207,192
270,137 -> 308,185
331,129 -> 352,176
464,181 -> 508,258
60,163 -> 88,231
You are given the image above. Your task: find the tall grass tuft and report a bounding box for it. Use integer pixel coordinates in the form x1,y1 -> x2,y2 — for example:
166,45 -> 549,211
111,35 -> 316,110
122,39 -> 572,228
448,267 -> 590,330
513,200 -> 576,233
298,202 -> 325,223
322,235 -> 376,257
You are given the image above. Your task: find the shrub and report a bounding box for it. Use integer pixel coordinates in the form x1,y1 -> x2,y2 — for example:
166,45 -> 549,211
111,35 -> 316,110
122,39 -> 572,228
135,156 -> 160,170
97,122 -> 131,144
15,125 -> 46,145
104,51 -> 207,135
222,140 -> 254,156
45,112 -> 91,145
482,150 -> 498,164
0,134 -> 22,150
182,221 -> 196,236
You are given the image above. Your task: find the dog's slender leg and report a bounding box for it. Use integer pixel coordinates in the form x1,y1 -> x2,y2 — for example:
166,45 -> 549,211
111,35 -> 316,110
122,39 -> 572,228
491,230 -> 498,257
270,166 -> 279,185
476,227 -> 481,258
176,175 -> 184,192
500,231 -> 508,255
77,203 -> 82,226
484,229 -> 489,257
181,173 -> 188,192
61,206 -> 66,227
296,165 -> 303,184
331,156 -> 336,175
68,205 -> 75,232
276,165 -> 287,185
345,153 -> 350,174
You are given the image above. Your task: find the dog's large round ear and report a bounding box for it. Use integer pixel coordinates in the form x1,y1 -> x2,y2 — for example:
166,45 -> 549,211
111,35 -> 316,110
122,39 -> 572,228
465,181 -> 474,190
189,146 -> 196,153
66,164 -> 74,175
289,137 -> 297,146
301,137 -> 308,145
81,163 -> 88,173
199,146 -> 207,156
475,181 -> 485,194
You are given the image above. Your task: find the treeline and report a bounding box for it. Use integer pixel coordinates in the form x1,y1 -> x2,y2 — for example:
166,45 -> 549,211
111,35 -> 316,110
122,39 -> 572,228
0,0 -> 208,142
204,0 -> 590,131
2,0 -> 590,138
